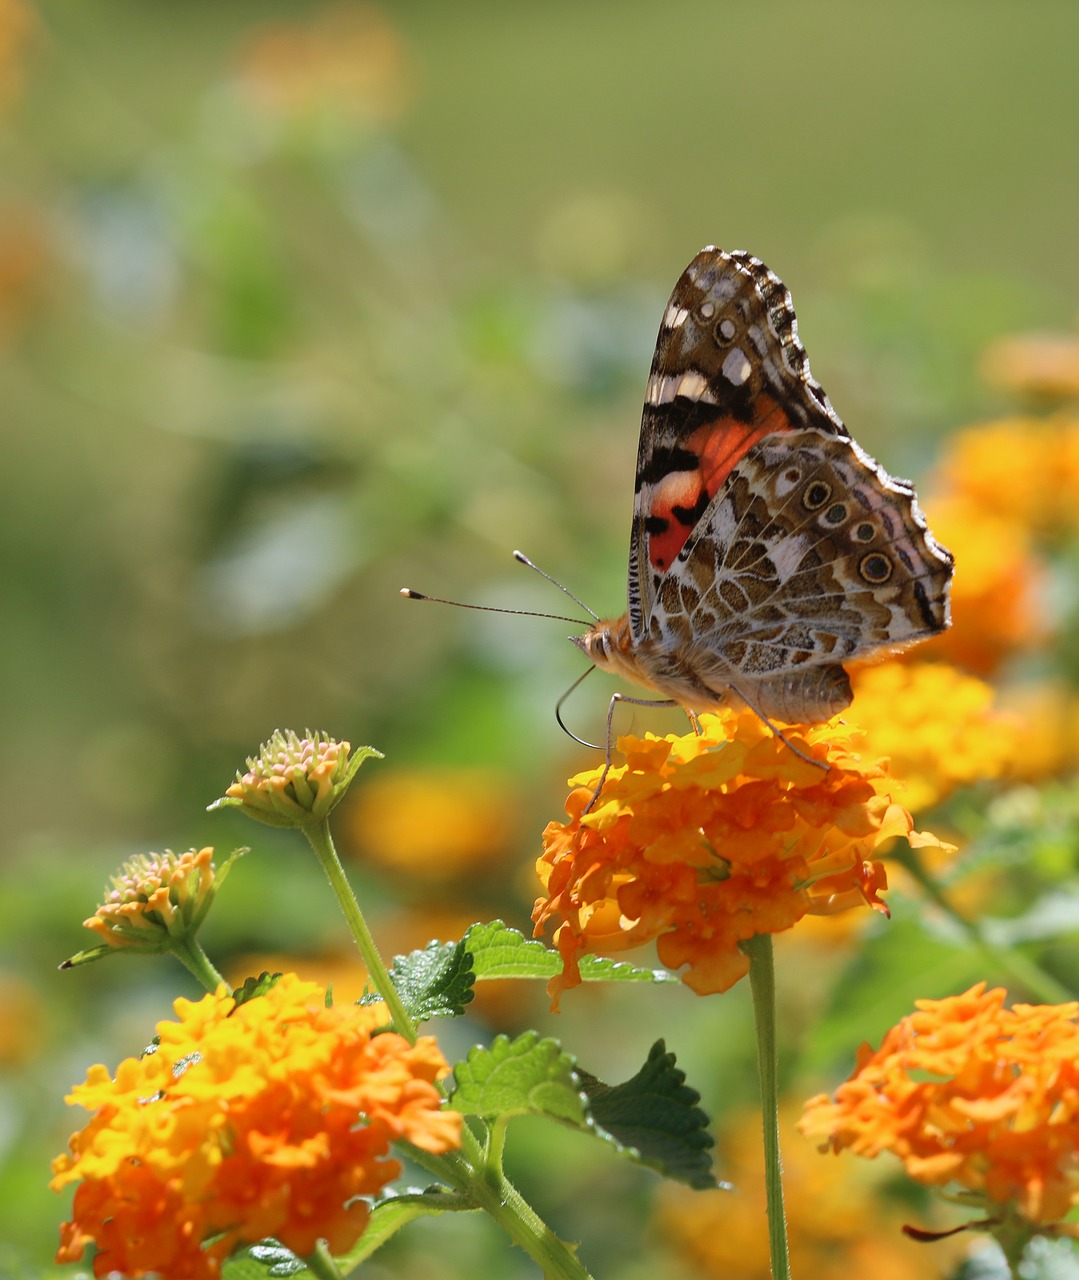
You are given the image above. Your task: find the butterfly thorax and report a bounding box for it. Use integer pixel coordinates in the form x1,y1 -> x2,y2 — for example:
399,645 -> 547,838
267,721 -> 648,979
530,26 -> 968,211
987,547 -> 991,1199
574,614 -> 855,723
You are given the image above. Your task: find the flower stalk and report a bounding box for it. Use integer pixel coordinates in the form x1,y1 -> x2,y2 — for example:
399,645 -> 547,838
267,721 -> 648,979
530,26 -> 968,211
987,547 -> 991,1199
890,846 -> 1072,1005
302,817 -> 417,1042
744,932 -> 791,1280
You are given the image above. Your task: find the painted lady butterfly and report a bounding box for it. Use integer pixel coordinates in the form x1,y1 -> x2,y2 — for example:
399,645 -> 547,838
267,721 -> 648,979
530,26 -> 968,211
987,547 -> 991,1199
573,247 -> 953,731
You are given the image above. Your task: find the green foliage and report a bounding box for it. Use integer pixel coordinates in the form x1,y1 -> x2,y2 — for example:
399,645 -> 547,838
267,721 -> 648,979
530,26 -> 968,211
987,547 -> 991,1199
380,937 -> 476,1021
450,1033 -> 717,1189
465,919 -> 681,986
576,1041 -> 717,1190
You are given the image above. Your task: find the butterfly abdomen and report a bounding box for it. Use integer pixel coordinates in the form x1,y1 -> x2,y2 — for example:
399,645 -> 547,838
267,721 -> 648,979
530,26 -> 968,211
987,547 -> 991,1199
736,665 -> 853,725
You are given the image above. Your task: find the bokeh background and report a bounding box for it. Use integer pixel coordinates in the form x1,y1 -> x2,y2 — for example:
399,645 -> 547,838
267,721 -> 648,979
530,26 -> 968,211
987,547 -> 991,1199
4,2 -> 1079,1275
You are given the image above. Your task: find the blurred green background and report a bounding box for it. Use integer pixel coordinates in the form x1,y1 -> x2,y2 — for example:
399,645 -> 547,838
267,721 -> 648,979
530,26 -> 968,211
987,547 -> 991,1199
3,1 -> 1079,1274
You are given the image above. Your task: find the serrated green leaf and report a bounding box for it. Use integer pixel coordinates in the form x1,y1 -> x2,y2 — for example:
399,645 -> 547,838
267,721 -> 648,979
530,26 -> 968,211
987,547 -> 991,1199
231,972 -> 282,1010
466,919 -> 679,985
369,938 -> 475,1021
577,1040 -> 718,1189
223,1241 -> 305,1278
222,1189 -> 468,1279
335,1188 -> 473,1269
449,1031 -> 587,1123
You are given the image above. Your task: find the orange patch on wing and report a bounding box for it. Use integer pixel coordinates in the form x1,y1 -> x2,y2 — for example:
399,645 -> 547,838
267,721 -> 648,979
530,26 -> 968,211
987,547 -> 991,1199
647,398 -> 796,571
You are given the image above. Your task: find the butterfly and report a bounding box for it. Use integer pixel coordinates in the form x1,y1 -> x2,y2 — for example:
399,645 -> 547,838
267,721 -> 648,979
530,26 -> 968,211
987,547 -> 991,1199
573,247 -> 954,734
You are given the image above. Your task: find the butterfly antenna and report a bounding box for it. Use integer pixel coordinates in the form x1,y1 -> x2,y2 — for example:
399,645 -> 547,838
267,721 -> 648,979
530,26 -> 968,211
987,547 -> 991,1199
514,550 -> 599,621
399,588 -> 588,627
555,668 -> 603,750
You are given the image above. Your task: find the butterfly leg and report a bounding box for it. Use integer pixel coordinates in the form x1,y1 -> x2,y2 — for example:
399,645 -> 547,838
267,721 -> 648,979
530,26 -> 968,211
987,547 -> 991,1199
728,683 -> 829,771
582,691 -> 679,814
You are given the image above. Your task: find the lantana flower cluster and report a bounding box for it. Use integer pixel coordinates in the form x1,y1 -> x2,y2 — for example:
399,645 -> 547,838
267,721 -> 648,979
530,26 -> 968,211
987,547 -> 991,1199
801,983 -> 1079,1227
52,974 -> 461,1279
534,708 -> 946,1003
79,845 -> 222,954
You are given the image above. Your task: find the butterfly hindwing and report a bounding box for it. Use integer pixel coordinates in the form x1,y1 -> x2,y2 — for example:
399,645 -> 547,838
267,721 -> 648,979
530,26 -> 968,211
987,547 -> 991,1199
649,429 -> 952,681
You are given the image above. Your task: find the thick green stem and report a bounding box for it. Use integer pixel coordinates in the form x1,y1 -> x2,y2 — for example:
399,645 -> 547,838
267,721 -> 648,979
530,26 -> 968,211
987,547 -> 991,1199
892,847 -> 1073,1004
172,936 -> 227,994
303,819 -> 417,1042
744,932 -> 791,1280
303,1240 -> 344,1280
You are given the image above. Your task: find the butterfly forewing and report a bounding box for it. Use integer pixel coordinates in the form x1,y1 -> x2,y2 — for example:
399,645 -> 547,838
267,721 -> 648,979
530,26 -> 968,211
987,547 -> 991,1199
629,247 -> 850,640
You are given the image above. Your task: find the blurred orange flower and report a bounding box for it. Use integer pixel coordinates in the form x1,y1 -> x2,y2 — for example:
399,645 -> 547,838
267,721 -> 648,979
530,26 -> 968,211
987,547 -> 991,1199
234,3 -> 415,127
981,332 -> 1079,403
913,494 -> 1047,676
0,0 -> 35,113
655,1108 -> 965,1280
933,416 -> 1079,545
52,974 -> 460,1278
534,709 -> 947,1004
346,766 -> 517,880
848,661 -> 1015,810
801,983 -> 1079,1227
0,205 -> 48,341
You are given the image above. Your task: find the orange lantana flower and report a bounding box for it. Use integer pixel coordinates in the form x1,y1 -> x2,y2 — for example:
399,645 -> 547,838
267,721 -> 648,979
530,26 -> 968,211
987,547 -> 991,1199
52,974 -> 461,1278
848,661 -> 1015,811
534,709 -> 945,1003
800,983 -> 1079,1227
933,416 -> 1079,545
656,1108 -> 966,1280
77,846 -> 225,956
212,729 -> 382,829
912,494 -> 1047,677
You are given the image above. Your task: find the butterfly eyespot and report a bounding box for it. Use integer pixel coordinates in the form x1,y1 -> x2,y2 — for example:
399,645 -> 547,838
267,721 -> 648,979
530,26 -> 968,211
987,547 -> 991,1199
859,553 -> 893,584
823,503 -> 847,525
853,521 -> 876,543
714,317 -> 738,345
698,300 -> 716,321
802,480 -> 832,511
783,467 -> 802,485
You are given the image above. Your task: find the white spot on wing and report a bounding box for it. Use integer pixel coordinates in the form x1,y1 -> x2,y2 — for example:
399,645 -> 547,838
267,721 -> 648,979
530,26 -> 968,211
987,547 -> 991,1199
721,347 -> 751,385
770,535 -> 810,582
676,369 -> 716,402
664,304 -> 690,329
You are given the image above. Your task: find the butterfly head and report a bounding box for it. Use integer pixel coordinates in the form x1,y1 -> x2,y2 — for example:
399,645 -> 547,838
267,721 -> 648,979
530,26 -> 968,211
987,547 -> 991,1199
572,615 -> 644,684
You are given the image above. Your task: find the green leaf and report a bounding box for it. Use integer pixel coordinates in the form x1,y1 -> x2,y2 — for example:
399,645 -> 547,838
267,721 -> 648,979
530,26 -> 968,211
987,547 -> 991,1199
222,1189 -> 468,1278
374,937 -> 475,1021
450,1034 -> 719,1189
449,1031 -> 587,1124
335,1188 -> 475,1269
577,1040 -> 718,1190
366,921 -> 679,1024
223,1241 -> 305,1278
231,971 -> 282,1010
466,919 -> 679,986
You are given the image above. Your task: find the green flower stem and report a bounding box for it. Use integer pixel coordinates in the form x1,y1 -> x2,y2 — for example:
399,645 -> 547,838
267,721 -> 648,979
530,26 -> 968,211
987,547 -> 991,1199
172,936 -> 228,994
457,1122 -> 594,1280
387,1124 -> 593,1278
744,932 -> 791,1280
303,819 -> 417,1042
892,847 -> 1073,1004
303,1239 -> 344,1280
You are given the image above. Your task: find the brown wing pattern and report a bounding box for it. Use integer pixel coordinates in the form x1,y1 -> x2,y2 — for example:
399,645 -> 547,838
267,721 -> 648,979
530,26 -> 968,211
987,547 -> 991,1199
629,248 -> 849,640
645,429 -> 953,711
